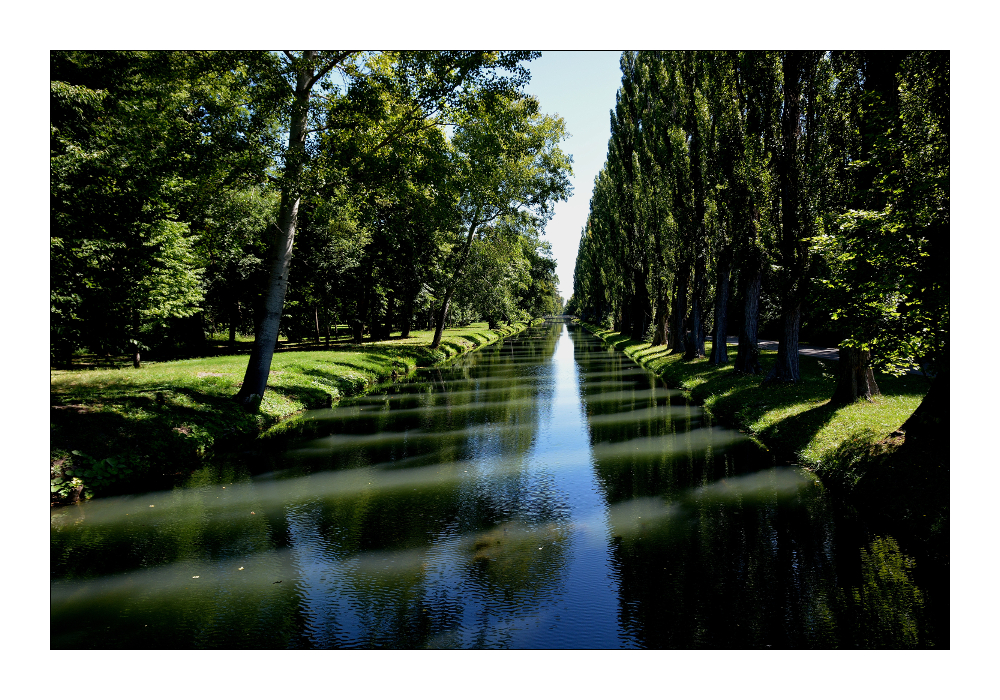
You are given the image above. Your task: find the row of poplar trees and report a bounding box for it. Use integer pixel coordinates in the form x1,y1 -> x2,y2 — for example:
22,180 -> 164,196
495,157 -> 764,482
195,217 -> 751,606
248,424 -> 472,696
51,51 -> 572,406
569,51 -> 948,419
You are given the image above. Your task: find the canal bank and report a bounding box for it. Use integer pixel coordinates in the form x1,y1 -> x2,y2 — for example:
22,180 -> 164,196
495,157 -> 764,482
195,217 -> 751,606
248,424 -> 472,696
574,320 -> 930,469
50,320 -> 542,504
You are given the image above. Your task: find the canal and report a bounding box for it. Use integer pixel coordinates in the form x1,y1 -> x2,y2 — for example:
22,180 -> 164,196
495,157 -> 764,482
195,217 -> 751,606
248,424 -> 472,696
51,320 -> 940,648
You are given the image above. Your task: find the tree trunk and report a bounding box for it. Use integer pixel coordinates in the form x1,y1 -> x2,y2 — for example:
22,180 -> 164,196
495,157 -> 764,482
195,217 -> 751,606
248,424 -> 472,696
431,216 -> 480,349
381,294 -> 396,340
235,55 -> 314,408
314,305 -> 321,345
399,292 -> 414,339
231,300 -> 242,347
734,259 -> 764,375
709,250 -> 732,365
651,286 -> 669,346
765,303 -> 802,382
897,347 -> 948,459
133,351 -> 141,369
831,345 -> 880,404
761,53 -> 808,385
431,292 -> 453,348
630,265 -> 652,341
669,267 -> 688,355
684,254 -> 705,360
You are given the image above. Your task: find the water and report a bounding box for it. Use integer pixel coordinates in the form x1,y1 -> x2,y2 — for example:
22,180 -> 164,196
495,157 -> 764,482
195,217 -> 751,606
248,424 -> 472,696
50,321 -> 942,648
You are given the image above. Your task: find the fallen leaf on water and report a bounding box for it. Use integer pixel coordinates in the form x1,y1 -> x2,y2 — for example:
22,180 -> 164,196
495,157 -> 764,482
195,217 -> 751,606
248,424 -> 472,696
251,511 -> 255,515
192,576 -> 200,579
238,567 -> 244,570
149,505 -> 155,508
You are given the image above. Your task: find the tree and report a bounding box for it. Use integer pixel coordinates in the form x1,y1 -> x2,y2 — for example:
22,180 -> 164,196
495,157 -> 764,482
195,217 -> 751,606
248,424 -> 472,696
455,218 -> 532,328
429,93 -> 572,348
764,51 -> 832,383
235,51 -> 354,406
235,51 -> 541,404
51,51 -> 265,367
822,51 -> 948,405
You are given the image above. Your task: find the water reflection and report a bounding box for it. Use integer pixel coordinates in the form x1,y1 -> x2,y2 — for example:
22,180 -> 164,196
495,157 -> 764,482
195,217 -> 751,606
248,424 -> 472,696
51,321 -> 942,648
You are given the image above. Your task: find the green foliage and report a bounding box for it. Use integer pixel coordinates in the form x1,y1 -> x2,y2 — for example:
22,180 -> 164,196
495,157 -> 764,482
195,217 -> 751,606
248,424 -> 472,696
52,451 -> 137,501
51,51 -> 564,371
816,51 -> 950,374
50,50 -> 282,362
573,50 -> 947,391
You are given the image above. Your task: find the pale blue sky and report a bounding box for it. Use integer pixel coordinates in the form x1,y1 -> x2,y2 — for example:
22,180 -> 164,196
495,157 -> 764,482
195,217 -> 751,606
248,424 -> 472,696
524,51 -> 623,299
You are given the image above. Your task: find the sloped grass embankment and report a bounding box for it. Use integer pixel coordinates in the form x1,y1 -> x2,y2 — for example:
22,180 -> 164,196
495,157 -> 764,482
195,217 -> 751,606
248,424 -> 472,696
578,322 -> 929,468
51,322 -> 537,503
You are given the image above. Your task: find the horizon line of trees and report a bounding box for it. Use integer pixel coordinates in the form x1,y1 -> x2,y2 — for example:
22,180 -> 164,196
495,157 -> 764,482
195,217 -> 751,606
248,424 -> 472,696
51,50 -> 571,406
568,50 -> 947,416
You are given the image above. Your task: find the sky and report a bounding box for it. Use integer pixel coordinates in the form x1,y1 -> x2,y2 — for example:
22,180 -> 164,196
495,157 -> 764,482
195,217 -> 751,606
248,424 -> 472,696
523,51 -> 623,300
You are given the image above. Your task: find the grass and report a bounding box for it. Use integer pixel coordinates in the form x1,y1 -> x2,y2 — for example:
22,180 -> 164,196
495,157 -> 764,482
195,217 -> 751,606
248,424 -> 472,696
578,322 -> 931,469
50,321 -> 538,503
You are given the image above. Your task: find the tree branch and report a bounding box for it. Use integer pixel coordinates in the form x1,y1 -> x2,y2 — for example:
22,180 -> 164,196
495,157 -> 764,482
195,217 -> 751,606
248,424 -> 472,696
306,51 -> 357,92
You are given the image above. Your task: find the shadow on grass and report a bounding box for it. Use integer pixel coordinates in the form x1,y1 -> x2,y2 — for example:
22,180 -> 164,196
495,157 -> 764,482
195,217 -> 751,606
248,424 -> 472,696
50,386 -> 270,498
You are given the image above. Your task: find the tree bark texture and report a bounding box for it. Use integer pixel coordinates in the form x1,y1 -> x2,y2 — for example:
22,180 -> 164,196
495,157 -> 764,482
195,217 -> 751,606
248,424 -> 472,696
831,345 -> 880,404
762,52 -> 808,383
765,303 -> 802,382
630,265 -> 652,341
734,259 -> 764,374
651,287 -> 669,346
399,291 -> 414,339
229,300 -> 239,347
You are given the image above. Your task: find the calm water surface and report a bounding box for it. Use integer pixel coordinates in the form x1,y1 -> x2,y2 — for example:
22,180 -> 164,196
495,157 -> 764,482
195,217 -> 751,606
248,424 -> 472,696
51,321 -> 942,648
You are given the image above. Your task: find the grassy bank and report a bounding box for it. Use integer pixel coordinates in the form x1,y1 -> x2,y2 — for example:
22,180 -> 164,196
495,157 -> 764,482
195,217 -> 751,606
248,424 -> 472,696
577,322 -> 930,468
50,321 -> 539,503
577,321 -> 948,564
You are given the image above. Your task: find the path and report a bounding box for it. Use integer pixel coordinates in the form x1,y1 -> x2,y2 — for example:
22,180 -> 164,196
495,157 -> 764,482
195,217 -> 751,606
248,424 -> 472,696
725,336 -> 839,361
724,336 -> 929,376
